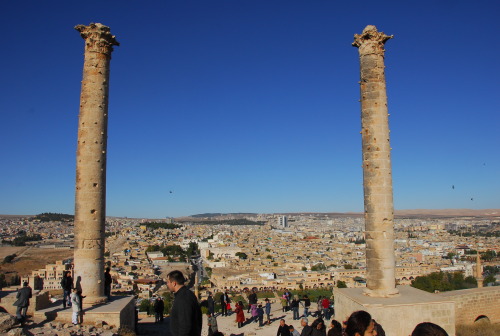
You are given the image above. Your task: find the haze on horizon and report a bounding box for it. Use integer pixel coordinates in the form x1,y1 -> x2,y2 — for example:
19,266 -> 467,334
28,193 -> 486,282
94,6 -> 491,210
0,1 -> 498,218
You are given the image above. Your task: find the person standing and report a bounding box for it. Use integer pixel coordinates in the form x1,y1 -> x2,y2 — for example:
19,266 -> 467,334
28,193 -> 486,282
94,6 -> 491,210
104,267 -> 112,300
234,301 -> 245,328
321,297 -> 330,320
60,271 -> 73,308
248,289 -> 257,313
13,282 -> 32,322
257,304 -> 265,327
167,270 -> 202,336
207,312 -> 218,336
291,296 -> 300,320
70,288 -> 82,325
154,297 -> 164,323
207,292 -> 215,315
264,298 -> 272,325
301,295 -> 311,317
220,290 -> 230,316
277,319 -> 291,336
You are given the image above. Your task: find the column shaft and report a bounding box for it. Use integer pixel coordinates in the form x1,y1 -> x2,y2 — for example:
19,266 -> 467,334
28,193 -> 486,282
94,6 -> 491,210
353,26 -> 398,297
74,23 -> 118,305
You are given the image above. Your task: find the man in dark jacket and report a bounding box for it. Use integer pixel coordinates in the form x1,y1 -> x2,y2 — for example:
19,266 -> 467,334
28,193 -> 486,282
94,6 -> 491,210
277,319 -> 291,336
61,271 -> 73,308
207,292 -> 215,315
167,270 -> 202,336
14,282 -> 32,321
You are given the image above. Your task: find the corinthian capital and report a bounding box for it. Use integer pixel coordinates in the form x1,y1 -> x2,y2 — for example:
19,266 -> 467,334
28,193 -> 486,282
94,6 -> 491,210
75,23 -> 119,55
353,25 -> 393,54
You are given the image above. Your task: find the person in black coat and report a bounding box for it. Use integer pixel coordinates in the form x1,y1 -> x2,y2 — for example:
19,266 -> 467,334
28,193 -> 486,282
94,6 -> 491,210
220,290 -> 230,316
277,319 -> 291,336
14,282 -> 32,321
154,297 -> 164,323
247,289 -> 257,313
207,292 -> 215,315
167,270 -> 202,336
60,271 -> 73,308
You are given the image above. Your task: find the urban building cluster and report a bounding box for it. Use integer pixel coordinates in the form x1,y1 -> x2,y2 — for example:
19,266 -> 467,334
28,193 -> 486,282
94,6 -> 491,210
2,213 -> 498,302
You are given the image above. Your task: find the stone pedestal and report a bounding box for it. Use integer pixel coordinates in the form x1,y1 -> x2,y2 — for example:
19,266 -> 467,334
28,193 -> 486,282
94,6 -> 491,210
334,286 -> 455,336
34,296 -> 136,330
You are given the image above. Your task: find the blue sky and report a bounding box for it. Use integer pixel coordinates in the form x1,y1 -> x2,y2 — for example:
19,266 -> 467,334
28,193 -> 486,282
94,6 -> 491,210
1,1 -> 499,218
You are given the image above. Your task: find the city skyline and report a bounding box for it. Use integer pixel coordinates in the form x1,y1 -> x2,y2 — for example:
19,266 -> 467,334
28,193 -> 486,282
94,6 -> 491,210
1,1 -> 499,218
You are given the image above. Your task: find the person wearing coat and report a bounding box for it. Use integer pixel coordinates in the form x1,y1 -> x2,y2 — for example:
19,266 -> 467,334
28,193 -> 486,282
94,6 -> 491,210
13,282 -> 32,321
235,301 -> 245,328
70,288 -> 82,325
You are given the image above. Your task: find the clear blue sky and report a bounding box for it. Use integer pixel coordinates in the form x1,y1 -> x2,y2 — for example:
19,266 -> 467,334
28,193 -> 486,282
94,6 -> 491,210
1,1 -> 499,218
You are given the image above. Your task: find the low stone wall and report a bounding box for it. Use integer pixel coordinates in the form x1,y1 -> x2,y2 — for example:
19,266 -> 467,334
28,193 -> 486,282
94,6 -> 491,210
437,286 -> 500,325
0,290 -> 50,316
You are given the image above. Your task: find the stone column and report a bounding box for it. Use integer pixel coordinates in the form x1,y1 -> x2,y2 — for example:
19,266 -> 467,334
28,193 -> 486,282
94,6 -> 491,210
476,252 -> 483,288
73,23 -> 119,305
353,25 -> 398,297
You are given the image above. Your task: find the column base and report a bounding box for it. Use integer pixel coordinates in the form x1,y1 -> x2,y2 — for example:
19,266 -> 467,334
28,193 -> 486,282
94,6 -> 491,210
363,287 -> 400,298
82,295 -> 108,307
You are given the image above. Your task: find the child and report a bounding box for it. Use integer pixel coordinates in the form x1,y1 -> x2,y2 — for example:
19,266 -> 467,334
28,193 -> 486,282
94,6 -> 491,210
265,298 -> 272,325
70,288 -> 81,325
257,304 -> 264,327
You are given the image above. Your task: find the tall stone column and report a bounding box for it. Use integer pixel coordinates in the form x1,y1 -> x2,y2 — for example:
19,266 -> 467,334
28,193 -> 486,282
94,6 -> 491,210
475,252 -> 483,288
353,25 -> 398,297
74,23 -> 119,305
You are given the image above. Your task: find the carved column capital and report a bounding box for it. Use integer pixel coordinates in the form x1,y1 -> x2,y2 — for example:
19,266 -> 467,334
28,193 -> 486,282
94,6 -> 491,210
353,25 -> 393,55
75,23 -> 119,56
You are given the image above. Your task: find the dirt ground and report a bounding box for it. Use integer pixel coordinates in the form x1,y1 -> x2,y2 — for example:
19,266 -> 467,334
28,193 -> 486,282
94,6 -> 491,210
0,246 -> 73,281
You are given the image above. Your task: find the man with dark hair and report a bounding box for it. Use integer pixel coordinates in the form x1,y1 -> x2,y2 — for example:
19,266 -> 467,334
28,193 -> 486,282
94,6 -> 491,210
61,271 -> 73,308
277,319 -> 291,336
167,270 -> 202,336
14,282 -> 32,322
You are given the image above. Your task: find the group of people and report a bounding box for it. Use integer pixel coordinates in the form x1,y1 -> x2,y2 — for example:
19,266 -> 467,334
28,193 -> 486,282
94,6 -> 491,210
274,310 -> 449,336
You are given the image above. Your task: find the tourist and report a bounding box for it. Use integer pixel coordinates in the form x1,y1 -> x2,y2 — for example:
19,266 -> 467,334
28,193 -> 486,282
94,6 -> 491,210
411,322 -> 448,336
154,297 -> 164,323
207,312 -> 218,336
277,319 -> 291,336
344,310 -> 376,336
248,289 -> 258,313
13,281 -> 32,322
327,320 -> 343,336
291,295 -> 300,320
257,304 -> 265,326
235,301 -> 245,328
167,270 -> 202,336
310,318 -> 327,336
104,267 -> 112,300
321,297 -> 330,320
70,288 -> 81,325
207,292 -> 215,315
301,294 -> 311,317
60,271 -> 73,308
281,296 -> 288,312
265,298 -> 272,325
220,290 -> 231,316
289,325 -> 301,336
315,297 -> 323,317
300,317 -> 312,336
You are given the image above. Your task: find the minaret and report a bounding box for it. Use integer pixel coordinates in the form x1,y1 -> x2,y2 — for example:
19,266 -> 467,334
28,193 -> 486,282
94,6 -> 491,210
353,25 -> 398,297
73,23 -> 119,305
476,252 -> 483,288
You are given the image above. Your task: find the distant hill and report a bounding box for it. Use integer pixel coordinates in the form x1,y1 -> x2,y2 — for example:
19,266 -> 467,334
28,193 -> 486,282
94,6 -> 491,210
190,213 -> 258,218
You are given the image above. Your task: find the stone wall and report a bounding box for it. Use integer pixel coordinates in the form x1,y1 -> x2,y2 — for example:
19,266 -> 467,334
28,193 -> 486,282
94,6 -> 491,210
437,286 -> 500,325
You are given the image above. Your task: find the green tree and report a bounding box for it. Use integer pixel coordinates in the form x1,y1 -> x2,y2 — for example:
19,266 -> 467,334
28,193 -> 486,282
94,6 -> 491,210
337,280 -> 347,288
235,252 -> 248,260
139,299 -> 152,313
484,274 -> 496,285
